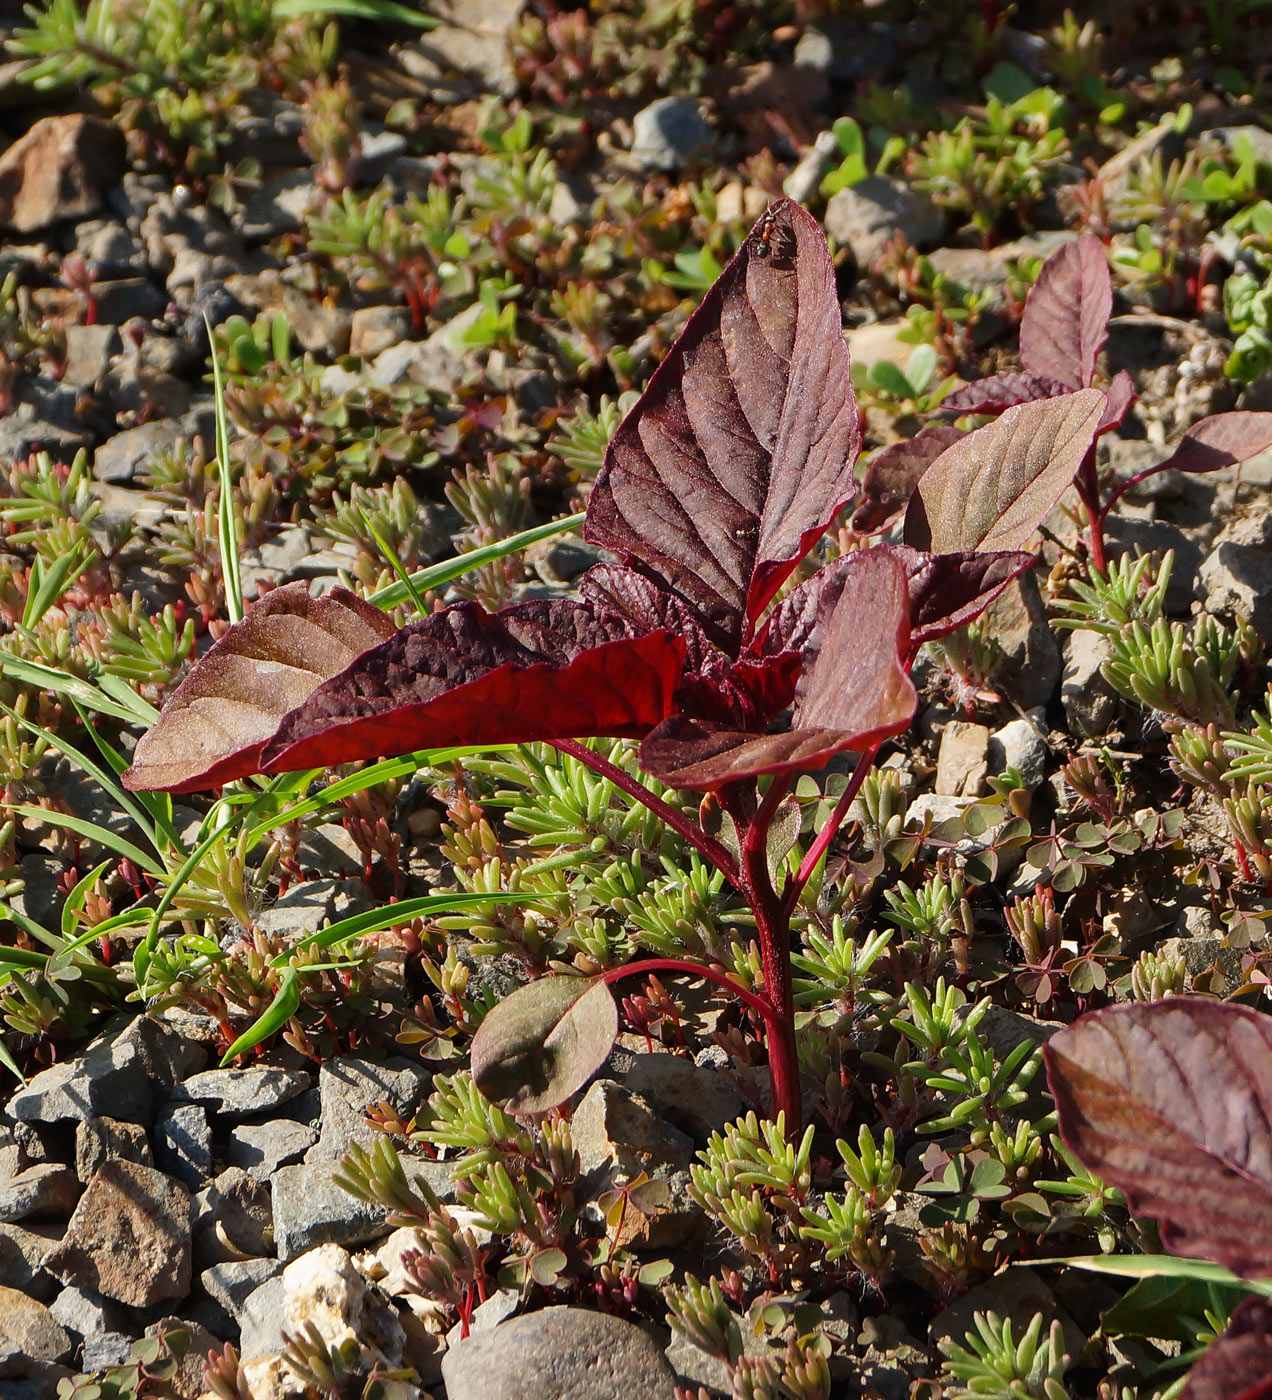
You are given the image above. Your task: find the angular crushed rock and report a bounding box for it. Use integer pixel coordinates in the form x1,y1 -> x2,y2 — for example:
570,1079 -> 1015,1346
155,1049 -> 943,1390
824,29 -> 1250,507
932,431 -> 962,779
74,1117 -> 153,1183
201,1258 -> 285,1324
193,1167 -> 273,1261
6,1017 -> 190,1126
225,1118 -> 317,1179
0,114 -> 125,233
305,1057 -> 430,1164
171,1065 -> 311,1116
0,1284 -> 72,1372
153,1103 -> 213,1190
442,1306 -> 677,1400
45,1160 -> 191,1307
0,1164 -> 80,1223
272,1160 -> 390,1261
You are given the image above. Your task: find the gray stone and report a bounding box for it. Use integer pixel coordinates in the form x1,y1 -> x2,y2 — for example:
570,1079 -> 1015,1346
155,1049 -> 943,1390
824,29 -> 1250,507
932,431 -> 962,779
238,1273 -> 285,1361
350,305 -> 414,359
153,1103 -> 213,1190
225,1119 -> 317,1179
573,1081 -> 694,1180
240,170 -> 323,243
444,1289 -> 520,1349
619,1054 -> 747,1146
11,855 -> 62,934
1200,539 -> 1272,642
904,792 -> 974,830
0,1223 -> 58,1300
1104,515 -> 1201,616
47,1284 -> 127,1342
527,538 -> 603,586
783,129 -> 840,206
443,1307 -> 677,1400
201,1258 -> 284,1323
395,0 -> 524,98
0,1165 -> 79,1224
363,301 -> 484,393
665,1329 -> 736,1394
989,712 -> 1049,791
91,278 -> 167,325
78,1334 -> 133,1371
6,1017 -> 187,1127
75,219 -> 145,278
257,879 -> 377,940
630,97 -> 709,173
981,571 -> 1061,709
74,1117 -> 153,1183
0,1287 -> 71,1375
172,1066 -> 311,1116
929,1266 -> 1083,1363
193,1168 -> 273,1262
935,721 -> 990,798
91,419 -> 186,485
60,324 -> 120,388
271,1161 -> 391,1261
825,176 -> 946,268
1060,629 -> 1119,736
305,1057 -> 429,1164
0,411 -> 91,462
45,1160 -> 191,1308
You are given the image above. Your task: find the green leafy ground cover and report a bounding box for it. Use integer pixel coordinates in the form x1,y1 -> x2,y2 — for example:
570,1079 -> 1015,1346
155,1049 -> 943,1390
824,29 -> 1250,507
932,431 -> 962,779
3,2 -> 1272,1397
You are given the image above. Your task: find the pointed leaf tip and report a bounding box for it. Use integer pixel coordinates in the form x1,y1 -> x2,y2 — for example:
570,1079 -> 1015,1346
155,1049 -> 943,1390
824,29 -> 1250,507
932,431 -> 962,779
122,584 -> 396,793
586,198 -> 859,652
471,976 -> 618,1115
904,388 -> 1105,556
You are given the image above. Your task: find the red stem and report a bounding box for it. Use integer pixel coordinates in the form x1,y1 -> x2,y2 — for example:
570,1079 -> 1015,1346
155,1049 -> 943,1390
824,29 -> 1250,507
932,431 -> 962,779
600,956 -> 771,1020
548,738 -> 739,884
1075,444 -> 1107,574
783,743 -> 880,918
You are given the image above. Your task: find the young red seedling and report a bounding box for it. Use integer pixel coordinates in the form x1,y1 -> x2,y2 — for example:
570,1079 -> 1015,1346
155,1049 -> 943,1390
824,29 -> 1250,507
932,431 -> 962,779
124,199 -> 1108,1135
854,233 -> 1272,574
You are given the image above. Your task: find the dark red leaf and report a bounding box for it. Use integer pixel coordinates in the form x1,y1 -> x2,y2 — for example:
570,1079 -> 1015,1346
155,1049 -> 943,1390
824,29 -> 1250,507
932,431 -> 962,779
122,584 -> 397,794
471,977 -> 618,1115
903,389 -> 1105,555
581,563 -> 800,729
941,372 -> 1071,415
1019,233 -> 1112,390
586,198 -> 859,653
259,599 -> 686,772
851,424 -> 965,533
1045,998 -> 1272,1279
1153,411 -> 1272,475
896,545 -> 1036,646
1180,1298 -> 1272,1400
641,548 -> 915,787
1098,370 -> 1138,433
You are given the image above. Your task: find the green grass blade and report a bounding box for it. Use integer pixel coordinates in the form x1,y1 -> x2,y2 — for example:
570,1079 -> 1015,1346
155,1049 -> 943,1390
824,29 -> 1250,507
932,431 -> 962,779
6,806 -> 162,876
0,944 -> 53,972
67,700 -> 178,850
0,700 -> 165,858
220,967 -> 300,1065
22,541 -> 97,629
284,890 -> 553,957
244,744 -> 516,839
1028,1254 -> 1272,1297
60,858 -> 113,940
369,514 -> 584,611
93,673 -> 160,724
206,312 -> 243,626
273,0 -> 437,22
0,657 -> 143,723
359,507 -> 430,619
0,1038 -> 26,1084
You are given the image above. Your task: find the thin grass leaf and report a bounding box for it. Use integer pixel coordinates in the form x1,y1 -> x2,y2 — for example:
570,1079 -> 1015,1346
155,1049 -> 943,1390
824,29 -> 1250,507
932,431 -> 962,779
368,514 -> 584,610
0,1038 -> 25,1084
1030,1254 -> 1272,1297
93,672 -> 160,724
220,967 -> 300,1064
0,901 -> 69,953
6,806 -> 162,876
61,858 -> 113,940
243,744 -> 516,839
0,944 -> 54,971
273,0 -> 436,22
291,890 -> 556,955
68,701 -> 179,850
50,906 -> 149,963
206,312 -> 243,625
0,657 -> 145,723
0,699 -> 167,859
359,506 -> 430,619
